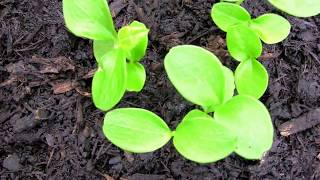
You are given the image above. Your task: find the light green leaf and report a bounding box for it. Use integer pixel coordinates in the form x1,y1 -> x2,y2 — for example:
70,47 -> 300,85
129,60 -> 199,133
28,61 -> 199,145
222,66 -> 235,103
235,59 -> 268,99
63,0 -> 116,40
227,24 -> 262,61
126,62 -> 146,92
164,45 -> 225,112
93,40 -> 115,66
268,0 -> 320,17
103,108 -> 172,153
214,95 -> 274,159
92,50 -> 126,111
211,2 -> 251,32
173,110 -> 236,163
250,14 -> 291,44
118,21 -> 149,62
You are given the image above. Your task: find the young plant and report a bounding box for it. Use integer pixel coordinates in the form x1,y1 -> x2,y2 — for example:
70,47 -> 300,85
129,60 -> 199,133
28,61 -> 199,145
211,2 -> 291,99
102,45 -> 274,163
63,0 -> 149,111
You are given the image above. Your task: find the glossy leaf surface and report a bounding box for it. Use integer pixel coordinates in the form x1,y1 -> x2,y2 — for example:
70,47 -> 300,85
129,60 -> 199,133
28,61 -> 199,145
103,108 -> 172,153
227,24 -> 262,61
164,45 -> 225,112
92,50 -> 126,111
211,2 -> 251,32
93,40 -> 115,66
126,62 -> 146,92
215,95 -> 274,159
118,21 -> 149,62
251,14 -> 291,44
173,110 -> 236,163
63,0 -> 116,40
235,59 -> 268,99
268,0 -> 320,17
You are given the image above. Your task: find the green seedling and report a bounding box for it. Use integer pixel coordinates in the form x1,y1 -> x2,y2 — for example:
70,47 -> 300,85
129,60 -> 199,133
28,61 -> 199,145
268,0 -> 320,17
211,2 -> 291,98
63,0 -> 149,111
102,45 -> 274,163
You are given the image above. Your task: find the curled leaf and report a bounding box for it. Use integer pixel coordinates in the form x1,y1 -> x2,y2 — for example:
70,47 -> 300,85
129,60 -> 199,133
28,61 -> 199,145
126,62 -> 146,92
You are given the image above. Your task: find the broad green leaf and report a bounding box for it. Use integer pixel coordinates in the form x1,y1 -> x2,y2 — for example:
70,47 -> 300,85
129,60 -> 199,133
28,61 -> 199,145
173,110 -> 236,163
211,2 -> 251,32
268,0 -> 320,17
118,21 -> 149,62
63,0 -> 117,40
182,109 -> 212,121
235,59 -> 268,99
93,40 -> 115,66
227,24 -> 262,61
222,66 -> 235,103
126,62 -> 146,92
92,50 -> 126,111
164,45 -> 225,112
250,14 -> 291,44
214,95 -> 274,159
103,108 -> 172,153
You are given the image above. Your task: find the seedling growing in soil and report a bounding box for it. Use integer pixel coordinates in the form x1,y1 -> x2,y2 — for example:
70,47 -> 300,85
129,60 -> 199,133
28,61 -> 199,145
63,0 -> 149,111
211,2 -> 291,98
102,45 -> 274,163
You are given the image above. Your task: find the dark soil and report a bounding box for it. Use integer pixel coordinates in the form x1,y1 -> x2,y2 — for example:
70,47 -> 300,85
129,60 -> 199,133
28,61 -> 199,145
1,0 -> 320,179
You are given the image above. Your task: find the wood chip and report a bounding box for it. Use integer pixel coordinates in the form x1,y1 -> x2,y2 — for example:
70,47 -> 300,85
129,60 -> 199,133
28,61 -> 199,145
50,80 -> 76,94
278,108 -> 320,136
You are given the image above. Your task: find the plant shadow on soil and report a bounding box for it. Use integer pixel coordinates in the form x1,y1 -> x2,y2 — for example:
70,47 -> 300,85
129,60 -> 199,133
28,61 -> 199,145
0,0 -> 320,179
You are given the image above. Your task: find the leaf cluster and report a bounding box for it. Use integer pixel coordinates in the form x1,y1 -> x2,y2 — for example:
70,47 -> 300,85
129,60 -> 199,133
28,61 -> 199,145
63,0 -> 149,111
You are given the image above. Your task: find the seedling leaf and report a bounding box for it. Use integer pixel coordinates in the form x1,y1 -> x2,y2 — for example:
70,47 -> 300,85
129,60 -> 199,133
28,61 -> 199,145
215,95 -> 274,159
222,66 -> 235,103
63,0 -> 117,41
250,14 -> 291,44
164,45 -> 225,112
235,59 -> 268,99
173,110 -> 236,163
268,0 -> 320,17
103,108 -> 172,153
126,62 -> 146,92
118,21 -> 149,62
227,24 -> 262,61
92,50 -> 126,111
211,2 -> 251,32
93,40 -> 115,66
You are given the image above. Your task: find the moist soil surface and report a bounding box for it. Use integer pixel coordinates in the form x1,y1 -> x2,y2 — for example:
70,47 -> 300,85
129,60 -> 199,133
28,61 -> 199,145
1,0 -> 320,179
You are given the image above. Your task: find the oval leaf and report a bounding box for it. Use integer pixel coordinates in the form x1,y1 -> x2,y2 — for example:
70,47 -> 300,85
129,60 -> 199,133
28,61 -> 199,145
63,0 -> 117,40
235,59 -> 268,99
227,24 -> 262,61
164,45 -> 225,112
173,110 -> 236,163
211,2 -> 251,32
222,66 -> 235,103
268,0 -> 320,17
126,62 -> 146,92
103,108 -> 172,153
118,21 -> 149,62
214,95 -> 274,159
92,50 -> 126,111
250,14 -> 291,44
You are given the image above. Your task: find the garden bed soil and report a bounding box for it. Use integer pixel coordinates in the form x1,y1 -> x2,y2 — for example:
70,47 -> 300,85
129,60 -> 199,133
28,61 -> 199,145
1,0 -> 320,179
